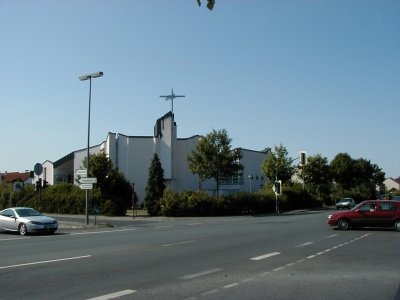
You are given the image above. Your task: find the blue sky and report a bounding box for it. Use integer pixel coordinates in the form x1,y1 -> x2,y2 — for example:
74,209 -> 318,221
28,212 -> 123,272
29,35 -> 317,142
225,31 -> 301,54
1,0 -> 399,178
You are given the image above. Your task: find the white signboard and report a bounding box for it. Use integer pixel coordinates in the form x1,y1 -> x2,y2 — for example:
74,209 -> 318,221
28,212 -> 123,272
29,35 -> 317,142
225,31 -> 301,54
76,169 -> 87,177
79,177 -> 97,184
79,183 -> 93,190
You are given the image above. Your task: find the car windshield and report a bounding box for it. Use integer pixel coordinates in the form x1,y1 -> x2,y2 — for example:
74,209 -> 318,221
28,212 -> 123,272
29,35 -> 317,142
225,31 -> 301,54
15,208 -> 42,217
338,199 -> 350,203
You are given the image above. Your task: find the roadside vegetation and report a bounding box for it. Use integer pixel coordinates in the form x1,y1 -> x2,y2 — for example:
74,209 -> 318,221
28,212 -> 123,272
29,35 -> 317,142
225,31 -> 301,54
0,129 -> 392,217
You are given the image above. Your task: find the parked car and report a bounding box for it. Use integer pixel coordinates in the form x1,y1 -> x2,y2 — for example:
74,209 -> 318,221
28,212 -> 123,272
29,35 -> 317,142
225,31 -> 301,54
0,207 -> 58,235
328,200 -> 400,231
335,198 -> 355,210
392,196 -> 400,201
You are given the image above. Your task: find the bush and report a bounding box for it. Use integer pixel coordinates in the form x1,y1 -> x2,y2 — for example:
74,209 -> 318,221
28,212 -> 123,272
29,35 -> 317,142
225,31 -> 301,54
279,185 -> 321,211
159,188 -> 214,216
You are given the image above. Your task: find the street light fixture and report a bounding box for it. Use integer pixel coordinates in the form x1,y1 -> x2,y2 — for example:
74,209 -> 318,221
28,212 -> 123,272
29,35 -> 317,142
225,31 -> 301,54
79,71 -> 103,225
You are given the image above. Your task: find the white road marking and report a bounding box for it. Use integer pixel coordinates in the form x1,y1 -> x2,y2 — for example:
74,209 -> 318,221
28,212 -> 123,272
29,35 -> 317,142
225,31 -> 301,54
186,222 -> 203,226
224,283 -> 239,289
242,277 -> 255,283
200,289 -> 219,296
156,225 -> 173,229
285,262 -> 295,267
69,228 -> 137,235
182,268 -> 223,280
327,234 -> 338,238
0,255 -> 91,270
162,240 -> 198,247
250,251 -> 280,261
86,289 -> 136,300
296,242 -> 313,247
0,237 -> 26,242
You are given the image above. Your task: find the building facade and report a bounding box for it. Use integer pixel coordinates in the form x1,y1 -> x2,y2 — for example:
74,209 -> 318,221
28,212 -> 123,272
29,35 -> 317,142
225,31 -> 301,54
383,177 -> 400,192
35,112 -> 269,203
1,171 -> 34,191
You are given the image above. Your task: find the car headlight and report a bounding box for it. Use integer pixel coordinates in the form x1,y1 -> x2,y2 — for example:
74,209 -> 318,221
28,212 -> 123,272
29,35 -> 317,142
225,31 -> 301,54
30,221 -> 43,225
328,214 -> 332,219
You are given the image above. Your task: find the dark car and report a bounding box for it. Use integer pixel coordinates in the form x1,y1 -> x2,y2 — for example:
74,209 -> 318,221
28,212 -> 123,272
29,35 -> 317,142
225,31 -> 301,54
328,200 -> 400,231
0,207 -> 58,235
335,198 -> 355,210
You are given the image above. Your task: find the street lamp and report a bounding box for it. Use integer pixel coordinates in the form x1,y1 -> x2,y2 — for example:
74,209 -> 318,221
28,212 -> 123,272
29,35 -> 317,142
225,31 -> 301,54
79,71 -> 103,225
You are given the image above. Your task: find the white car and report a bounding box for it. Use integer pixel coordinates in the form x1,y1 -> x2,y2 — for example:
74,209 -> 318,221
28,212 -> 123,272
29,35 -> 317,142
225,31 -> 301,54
335,198 -> 355,210
0,207 -> 58,235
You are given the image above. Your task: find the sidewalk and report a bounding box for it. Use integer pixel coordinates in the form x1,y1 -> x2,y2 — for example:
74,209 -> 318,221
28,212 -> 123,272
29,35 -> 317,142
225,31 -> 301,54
50,213 -> 170,230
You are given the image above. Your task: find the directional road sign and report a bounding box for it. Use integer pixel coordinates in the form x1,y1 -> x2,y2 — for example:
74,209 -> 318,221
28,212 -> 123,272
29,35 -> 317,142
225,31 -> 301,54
79,177 -> 97,184
76,169 -> 87,177
79,183 -> 93,190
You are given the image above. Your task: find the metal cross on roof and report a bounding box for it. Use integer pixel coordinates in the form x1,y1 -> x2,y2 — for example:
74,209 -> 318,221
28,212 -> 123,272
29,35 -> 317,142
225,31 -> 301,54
160,89 -> 185,113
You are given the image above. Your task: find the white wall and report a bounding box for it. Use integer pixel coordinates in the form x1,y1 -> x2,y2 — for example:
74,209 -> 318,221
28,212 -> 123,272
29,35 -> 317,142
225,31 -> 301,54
48,112 -> 269,206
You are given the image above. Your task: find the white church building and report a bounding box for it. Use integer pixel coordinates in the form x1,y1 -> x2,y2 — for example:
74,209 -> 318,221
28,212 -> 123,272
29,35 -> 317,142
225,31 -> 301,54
35,112 -> 269,204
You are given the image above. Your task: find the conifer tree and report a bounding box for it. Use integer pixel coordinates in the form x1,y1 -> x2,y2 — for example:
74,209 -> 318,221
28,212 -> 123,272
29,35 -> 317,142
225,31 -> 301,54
144,154 -> 166,215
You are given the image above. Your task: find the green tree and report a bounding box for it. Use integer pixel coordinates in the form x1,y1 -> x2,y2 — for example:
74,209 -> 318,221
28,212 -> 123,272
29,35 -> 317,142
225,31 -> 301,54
82,150 -> 113,191
144,153 -> 166,216
353,158 -> 385,199
262,144 -> 296,184
187,129 -> 243,198
303,154 -> 331,198
330,153 -> 355,197
83,151 -> 131,216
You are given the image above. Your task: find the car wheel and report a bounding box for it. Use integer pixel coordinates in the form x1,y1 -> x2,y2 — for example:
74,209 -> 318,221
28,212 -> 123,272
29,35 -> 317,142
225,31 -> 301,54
19,223 -> 28,236
337,219 -> 349,230
394,221 -> 400,232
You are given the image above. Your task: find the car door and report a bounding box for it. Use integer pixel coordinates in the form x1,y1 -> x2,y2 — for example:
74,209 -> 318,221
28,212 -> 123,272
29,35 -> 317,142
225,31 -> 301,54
0,209 -> 18,231
351,202 -> 378,227
374,202 -> 397,227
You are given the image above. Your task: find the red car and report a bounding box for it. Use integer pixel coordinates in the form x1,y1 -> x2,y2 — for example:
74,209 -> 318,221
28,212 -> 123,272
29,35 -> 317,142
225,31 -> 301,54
328,200 -> 400,231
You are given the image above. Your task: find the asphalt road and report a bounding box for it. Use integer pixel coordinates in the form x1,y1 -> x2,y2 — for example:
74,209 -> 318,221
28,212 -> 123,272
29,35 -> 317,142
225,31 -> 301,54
1,210 -> 399,300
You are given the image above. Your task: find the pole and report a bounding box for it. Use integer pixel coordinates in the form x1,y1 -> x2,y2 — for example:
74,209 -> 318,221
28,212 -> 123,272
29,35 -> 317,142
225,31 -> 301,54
275,175 -> 279,215
80,72 -> 102,226
132,183 -> 135,219
85,77 -> 92,226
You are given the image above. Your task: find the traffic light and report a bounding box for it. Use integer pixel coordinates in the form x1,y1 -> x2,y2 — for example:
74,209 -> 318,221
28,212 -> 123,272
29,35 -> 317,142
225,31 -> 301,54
43,180 -> 48,188
36,178 -> 42,191
300,151 -> 307,166
274,180 -> 281,195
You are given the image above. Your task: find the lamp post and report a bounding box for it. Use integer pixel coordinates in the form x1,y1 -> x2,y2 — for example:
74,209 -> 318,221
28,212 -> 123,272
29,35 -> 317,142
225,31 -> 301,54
79,71 -> 103,225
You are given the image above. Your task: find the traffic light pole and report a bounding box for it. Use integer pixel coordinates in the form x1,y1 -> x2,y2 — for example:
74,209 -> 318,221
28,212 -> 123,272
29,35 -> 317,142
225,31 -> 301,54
274,179 -> 281,215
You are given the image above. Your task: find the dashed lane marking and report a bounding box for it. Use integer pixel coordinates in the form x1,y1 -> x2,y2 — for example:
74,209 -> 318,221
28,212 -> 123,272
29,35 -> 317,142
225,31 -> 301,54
86,289 -> 136,300
0,255 -> 91,270
181,268 -> 224,280
250,252 -> 281,261
162,240 -> 198,247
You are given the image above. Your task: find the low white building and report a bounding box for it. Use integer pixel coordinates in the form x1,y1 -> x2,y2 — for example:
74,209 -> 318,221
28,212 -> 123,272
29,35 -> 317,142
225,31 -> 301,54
383,177 -> 400,192
36,112 -> 269,203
